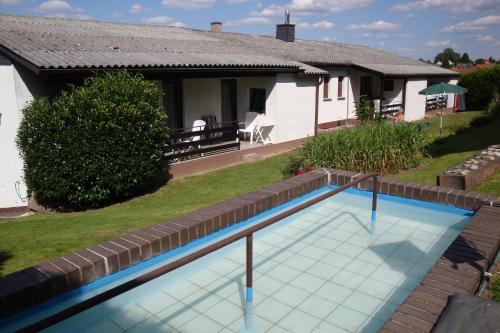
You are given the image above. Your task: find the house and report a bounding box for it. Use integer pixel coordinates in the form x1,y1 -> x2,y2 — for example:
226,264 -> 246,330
0,14 -> 459,209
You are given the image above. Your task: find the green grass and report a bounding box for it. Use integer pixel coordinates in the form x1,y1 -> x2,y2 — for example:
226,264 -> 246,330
474,169 -> 500,197
0,153 -> 292,275
395,111 -> 499,185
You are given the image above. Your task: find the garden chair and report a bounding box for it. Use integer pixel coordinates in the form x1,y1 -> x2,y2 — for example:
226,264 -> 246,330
239,112 -> 259,144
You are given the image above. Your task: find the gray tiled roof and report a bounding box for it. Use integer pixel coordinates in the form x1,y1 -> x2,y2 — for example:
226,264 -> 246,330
0,14 -> 456,77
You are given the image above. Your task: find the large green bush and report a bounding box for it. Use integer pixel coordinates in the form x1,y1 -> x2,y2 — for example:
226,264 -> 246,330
17,70 -> 168,210
459,64 -> 500,109
284,122 -> 428,176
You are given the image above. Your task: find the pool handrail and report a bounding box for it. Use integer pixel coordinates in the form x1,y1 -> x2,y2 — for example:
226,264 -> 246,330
18,173 -> 378,332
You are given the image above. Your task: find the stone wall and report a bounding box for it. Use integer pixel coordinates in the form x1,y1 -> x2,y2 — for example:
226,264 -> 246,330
438,145 -> 500,190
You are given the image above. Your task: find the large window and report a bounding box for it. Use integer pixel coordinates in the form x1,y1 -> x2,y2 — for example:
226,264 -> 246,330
250,88 -> 266,113
323,76 -> 330,99
337,76 -> 344,97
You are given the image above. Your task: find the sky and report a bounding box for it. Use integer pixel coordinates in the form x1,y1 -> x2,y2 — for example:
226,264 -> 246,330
0,0 -> 499,61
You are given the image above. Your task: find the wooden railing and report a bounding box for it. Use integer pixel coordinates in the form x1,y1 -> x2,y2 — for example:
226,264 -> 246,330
426,95 -> 447,111
165,121 -> 240,162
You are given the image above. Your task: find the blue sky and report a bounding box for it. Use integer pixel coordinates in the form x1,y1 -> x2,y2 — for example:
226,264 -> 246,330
1,0 -> 499,60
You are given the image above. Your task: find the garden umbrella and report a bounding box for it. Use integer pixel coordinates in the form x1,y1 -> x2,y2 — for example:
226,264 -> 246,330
419,83 -> 468,135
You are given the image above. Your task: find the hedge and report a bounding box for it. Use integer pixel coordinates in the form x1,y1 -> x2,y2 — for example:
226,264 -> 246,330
459,64 -> 500,110
17,70 -> 168,210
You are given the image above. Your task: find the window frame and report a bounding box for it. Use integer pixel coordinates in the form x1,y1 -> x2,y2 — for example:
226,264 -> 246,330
323,76 -> 330,100
249,88 -> 267,114
337,76 -> 345,98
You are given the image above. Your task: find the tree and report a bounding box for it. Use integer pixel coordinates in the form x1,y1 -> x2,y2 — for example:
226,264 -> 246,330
434,48 -> 461,68
488,56 -> 496,63
475,58 -> 485,65
460,52 -> 471,64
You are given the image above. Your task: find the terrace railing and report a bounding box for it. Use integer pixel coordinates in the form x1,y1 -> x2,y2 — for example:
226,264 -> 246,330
21,173 -> 378,332
165,121 -> 240,162
426,95 -> 448,111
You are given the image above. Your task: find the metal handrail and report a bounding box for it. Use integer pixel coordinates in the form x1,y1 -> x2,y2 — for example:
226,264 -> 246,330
19,173 -> 378,332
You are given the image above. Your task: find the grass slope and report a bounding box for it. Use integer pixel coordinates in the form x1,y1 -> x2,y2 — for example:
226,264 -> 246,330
0,153 -> 291,275
395,111 -> 500,186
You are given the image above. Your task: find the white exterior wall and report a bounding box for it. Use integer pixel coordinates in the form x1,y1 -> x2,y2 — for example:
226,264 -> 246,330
0,59 -> 46,208
317,68 -> 353,124
404,78 -> 428,121
181,75 -> 315,144
383,79 -> 404,104
269,74 -> 316,143
182,78 -> 221,128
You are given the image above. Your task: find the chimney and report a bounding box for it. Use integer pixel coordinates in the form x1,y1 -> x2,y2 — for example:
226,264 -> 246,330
276,10 -> 295,42
210,21 -> 222,32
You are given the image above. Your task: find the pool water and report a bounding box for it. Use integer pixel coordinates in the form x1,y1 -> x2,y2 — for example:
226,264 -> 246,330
34,188 -> 471,333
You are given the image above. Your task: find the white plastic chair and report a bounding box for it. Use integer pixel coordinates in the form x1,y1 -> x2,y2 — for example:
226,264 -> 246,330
190,119 -> 206,142
239,112 -> 259,144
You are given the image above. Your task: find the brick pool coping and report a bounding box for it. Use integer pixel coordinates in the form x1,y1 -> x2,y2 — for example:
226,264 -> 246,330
1,169 -> 499,330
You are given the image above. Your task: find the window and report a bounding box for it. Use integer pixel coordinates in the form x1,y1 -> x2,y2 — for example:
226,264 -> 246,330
384,80 -> 394,91
250,88 -> 266,113
337,76 -> 344,97
323,76 -> 330,99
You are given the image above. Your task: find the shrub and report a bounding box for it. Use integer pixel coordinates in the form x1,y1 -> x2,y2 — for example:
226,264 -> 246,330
487,89 -> 500,116
17,70 -> 168,210
284,122 -> 428,176
354,95 -> 380,122
459,64 -> 500,110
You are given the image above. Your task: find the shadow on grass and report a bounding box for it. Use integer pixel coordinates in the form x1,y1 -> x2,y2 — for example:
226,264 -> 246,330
426,115 -> 500,158
0,250 -> 13,276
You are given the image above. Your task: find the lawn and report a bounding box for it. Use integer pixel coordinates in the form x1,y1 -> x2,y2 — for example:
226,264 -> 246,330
0,153 -> 292,275
395,111 -> 500,190
2,111 -> 499,276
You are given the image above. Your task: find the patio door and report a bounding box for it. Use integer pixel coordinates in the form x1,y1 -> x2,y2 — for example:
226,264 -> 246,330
221,79 -> 237,125
360,76 -> 373,99
163,80 -> 183,130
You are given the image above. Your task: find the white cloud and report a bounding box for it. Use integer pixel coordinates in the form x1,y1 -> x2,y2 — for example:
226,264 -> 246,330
143,15 -> 185,26
225,0 -> 246,4
129,4 -> 145,14
391,0 -> 498,13
297,20 -> 335,29
441,15 -> 500,32
0,0 -> 22,5
252,0 -> 373,16
348,20 -> 400,31
423,40 -> 454,48
37,0 -> 78,12
162,0 -> 215,10
478,35 -> 494,42
35,0 -> 90,19
226,16 -> 273,26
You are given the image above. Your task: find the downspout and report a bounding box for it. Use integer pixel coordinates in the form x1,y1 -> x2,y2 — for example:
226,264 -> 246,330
346,70 -> 351,126
402,78 -> 407,120
314,76 -> 322,136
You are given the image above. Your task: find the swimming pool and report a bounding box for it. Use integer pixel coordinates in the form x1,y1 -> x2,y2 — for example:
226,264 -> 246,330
2,185 -> 472,333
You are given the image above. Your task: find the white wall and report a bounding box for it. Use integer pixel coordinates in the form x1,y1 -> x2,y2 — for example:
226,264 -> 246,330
236,76 -> 276,122
269,74 -> 316,143
0,59 -> 47,208
404,78 -> 428,121
383,79 -> 404,104
182,78 -> 221,128
317,68 -> 352,124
